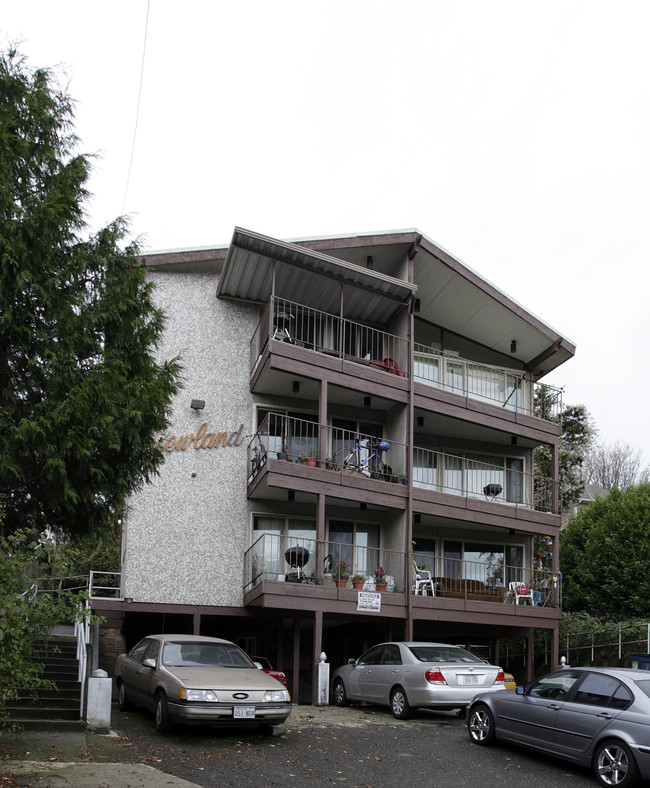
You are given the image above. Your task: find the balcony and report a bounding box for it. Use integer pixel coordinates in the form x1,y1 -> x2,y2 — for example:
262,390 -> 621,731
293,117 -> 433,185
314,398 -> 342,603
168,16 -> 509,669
250,296 -> 409,378
412,448 -> 558,514
243,534 -> 560,610
248,414 -> 408,485
247,415 -> 557,515
414,344 -> 562,422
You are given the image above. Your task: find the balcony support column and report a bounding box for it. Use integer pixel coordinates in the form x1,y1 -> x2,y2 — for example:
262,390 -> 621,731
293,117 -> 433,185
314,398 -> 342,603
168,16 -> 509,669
312,610 -> 324,705
291,617 -> 301,703
525,628 -> 534,683
551,441 -> 560,514
550,623 -> 560,669
318,380 -> 328,465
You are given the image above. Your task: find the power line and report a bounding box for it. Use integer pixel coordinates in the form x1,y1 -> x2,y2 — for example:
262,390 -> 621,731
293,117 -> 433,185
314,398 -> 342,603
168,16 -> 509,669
122,0 -> 151,216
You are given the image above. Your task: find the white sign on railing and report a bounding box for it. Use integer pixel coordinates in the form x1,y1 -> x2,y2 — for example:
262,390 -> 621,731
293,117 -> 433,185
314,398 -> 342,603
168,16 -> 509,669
357,591 -> 382,612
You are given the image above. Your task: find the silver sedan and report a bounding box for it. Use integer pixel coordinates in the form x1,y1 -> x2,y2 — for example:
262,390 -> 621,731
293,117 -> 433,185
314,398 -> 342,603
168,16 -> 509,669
467,666 -> 650,787
114,634 -> 291,733
331,641 -> 505,719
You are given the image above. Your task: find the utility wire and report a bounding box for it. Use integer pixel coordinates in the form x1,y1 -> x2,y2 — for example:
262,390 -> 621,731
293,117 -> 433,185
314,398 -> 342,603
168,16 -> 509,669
122,0 -> 151,216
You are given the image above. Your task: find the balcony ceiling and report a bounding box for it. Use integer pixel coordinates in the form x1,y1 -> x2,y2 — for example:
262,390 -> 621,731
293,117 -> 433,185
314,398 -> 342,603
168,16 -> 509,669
218,228 -> 416,326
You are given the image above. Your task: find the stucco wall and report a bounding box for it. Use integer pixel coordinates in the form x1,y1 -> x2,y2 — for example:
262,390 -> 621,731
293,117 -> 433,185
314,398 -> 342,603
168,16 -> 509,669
122,272 -> 258,606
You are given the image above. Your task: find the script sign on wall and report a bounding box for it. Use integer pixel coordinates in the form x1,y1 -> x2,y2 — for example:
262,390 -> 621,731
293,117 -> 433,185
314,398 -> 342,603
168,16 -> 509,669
155,423 -> 245,452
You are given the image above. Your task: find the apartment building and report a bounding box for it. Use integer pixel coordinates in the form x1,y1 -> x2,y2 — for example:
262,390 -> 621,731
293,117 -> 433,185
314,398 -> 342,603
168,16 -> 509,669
92,227 -> 574,703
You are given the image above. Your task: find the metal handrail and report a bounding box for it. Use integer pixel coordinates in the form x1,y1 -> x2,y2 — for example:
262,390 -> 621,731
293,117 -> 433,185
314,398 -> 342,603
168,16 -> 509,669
244,534 -> 560,608
89,570 -> 122,600
251,295 -> 409,377
412,447 -> 558,514
248,413 -> 408,483
413,344 -> 562,422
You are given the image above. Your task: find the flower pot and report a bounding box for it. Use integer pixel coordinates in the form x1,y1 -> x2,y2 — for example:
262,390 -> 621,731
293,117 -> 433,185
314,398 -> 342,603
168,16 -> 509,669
352,580 -> 364,590
277,452 -> 288,461
305,458 -> 317,467
334,579 -> 347,588
375,583 -> 387,592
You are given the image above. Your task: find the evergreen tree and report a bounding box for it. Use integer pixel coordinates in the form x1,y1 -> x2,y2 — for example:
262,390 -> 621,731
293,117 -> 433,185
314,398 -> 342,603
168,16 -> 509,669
535,402 -> 595,512
561,483 -> 650,617
0,49 -> 180,538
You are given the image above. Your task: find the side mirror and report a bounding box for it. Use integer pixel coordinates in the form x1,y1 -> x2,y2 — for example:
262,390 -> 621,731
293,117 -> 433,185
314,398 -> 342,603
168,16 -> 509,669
142,657 -> 156,669
348,658 -> 356,665
253,661 -> 264,670
516,685 -> 525,695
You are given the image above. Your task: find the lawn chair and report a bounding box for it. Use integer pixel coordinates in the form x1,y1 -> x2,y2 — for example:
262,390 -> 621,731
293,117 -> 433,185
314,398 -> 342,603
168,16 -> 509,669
412,562 -> 436,596
506,581 -> 534,605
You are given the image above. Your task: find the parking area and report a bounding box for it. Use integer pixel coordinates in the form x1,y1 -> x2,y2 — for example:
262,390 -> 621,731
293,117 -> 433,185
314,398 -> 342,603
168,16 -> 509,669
2,703 -> 597,788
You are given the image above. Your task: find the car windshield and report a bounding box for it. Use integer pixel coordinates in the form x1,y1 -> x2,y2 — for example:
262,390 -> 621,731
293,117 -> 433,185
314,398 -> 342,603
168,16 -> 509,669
162,641 -> 255,668
408,646 -> 484,664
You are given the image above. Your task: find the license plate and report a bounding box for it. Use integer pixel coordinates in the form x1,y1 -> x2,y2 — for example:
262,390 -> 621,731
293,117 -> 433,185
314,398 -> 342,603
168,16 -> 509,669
233,705 -> 256,719
462,675 -> 478,684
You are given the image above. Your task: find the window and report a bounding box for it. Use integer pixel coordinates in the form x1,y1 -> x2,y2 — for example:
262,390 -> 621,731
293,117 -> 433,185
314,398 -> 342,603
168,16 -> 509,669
443,540 -> 524,587
381,645 -> 402,665
528,670 -> 581,699
358,645 -> 384,666
573,674 -> 631,708
253,516 -> 316,579
328,520 -> 379,576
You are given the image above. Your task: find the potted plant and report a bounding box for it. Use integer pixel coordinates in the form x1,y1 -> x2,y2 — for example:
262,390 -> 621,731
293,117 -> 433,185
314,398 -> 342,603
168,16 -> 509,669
296,451 -> 307,464
332,561 -> 349,587
305,447 -> 318,467
351,573 -> 366,590
374,566 -> 387,592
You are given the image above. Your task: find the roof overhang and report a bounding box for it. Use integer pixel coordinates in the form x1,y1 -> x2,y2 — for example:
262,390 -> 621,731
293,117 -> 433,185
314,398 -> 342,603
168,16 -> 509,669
217,227 -> 417,326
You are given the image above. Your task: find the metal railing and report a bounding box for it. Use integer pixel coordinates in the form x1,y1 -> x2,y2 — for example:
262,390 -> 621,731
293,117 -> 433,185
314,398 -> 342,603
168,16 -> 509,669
89,570 -> 122,599
248,413 -> 407,484
244,533 -> 409,593
413,344 -> 562,422
244,535 -> 560,608
412,447 -> 557,513
251,296 -> 409,378
74,597 -> 90,717
414,555 -> 560,608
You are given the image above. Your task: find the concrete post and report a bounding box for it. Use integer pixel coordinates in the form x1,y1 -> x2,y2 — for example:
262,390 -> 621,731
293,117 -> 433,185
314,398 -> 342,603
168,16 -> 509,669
314,652 -> 330,706
86,668 -> 112,733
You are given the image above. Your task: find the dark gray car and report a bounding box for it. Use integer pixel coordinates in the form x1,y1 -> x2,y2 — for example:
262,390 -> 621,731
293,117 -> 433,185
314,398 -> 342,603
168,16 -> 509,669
467,666 -> 650,787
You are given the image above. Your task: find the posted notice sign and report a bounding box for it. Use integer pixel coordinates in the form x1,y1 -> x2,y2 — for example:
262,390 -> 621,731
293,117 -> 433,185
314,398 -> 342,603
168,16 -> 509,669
357,591 -> 381,612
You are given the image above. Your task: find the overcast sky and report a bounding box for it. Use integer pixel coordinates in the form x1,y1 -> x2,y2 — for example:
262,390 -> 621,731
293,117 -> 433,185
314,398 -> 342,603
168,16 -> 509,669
3,1 -> 649,464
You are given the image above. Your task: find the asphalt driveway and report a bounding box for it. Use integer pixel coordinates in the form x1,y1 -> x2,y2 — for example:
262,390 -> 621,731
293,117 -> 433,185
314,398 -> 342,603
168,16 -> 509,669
1,703 -> 598,788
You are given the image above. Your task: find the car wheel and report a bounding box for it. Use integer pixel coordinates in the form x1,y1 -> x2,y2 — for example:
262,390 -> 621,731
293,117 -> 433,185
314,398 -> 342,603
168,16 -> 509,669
332,678 -> 349,707
594,739 -> 638,787
390,686 -> 410,720
467,704 -> 496,745
117,681 -> 133,712
154,691 -> 172,733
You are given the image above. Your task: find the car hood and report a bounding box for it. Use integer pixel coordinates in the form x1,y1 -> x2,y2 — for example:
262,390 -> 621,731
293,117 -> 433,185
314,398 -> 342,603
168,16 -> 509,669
165,666 -> 281,691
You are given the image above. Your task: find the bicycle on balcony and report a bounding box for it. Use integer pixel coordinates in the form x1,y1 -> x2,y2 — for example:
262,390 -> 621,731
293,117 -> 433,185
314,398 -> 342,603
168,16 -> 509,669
334,437 -> 391,480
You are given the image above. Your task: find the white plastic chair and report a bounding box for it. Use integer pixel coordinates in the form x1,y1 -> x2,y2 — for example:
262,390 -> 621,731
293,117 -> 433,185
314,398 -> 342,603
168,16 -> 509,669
508,581 -> 534,605
413,562 -> 436,596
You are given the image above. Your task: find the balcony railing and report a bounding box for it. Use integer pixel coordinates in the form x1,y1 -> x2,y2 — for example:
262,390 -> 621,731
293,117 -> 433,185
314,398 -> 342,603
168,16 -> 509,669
244,534 -> 560,608
413,447 -> 557,514
251,296 -> 409,378
248,413 -> 408,484
414,344 -> 562,422
245,533 -> 408,593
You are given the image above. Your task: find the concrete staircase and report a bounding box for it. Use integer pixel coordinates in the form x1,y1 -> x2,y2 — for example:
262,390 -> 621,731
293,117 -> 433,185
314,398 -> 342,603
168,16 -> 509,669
6,635 -> 85,731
